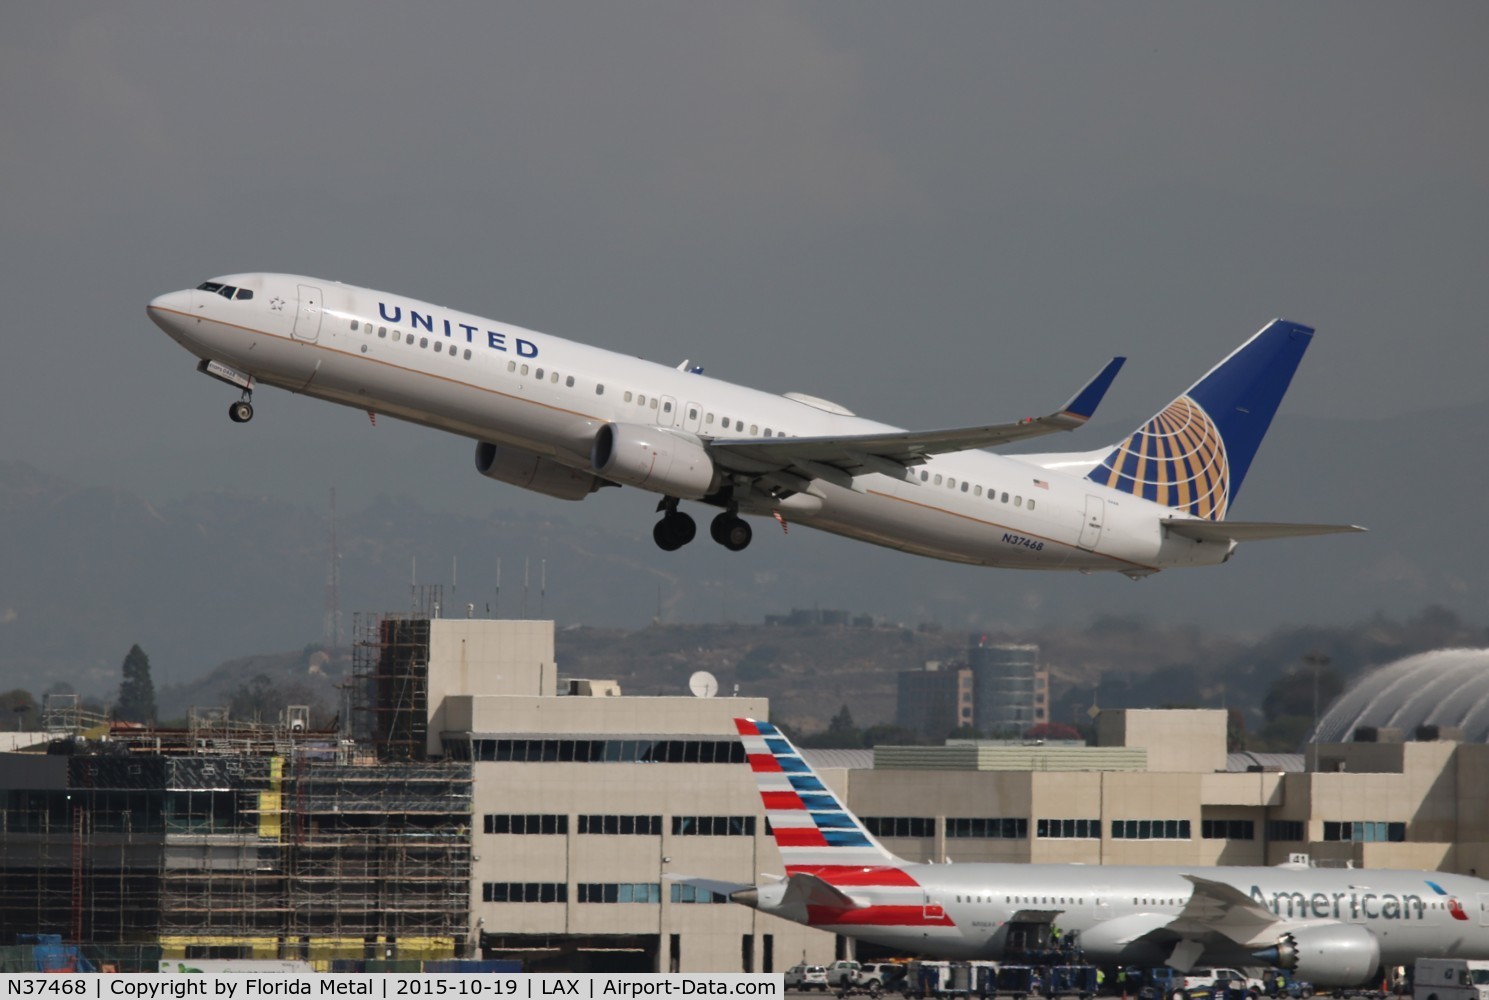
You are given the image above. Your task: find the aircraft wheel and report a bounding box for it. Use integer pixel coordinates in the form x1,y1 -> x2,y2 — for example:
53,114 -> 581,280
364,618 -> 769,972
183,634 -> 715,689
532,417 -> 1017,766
653,512 -> 696,551
229,400 -> 254,423
711,513 -> 752,551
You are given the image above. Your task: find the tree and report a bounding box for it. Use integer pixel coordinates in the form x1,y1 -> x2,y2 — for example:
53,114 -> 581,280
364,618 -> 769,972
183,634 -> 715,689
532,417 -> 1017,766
798,705 -> 862,748
116,644 -> 157,723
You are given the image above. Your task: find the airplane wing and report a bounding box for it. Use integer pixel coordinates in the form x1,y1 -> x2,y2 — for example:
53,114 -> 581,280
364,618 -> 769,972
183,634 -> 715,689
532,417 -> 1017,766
1162,519 -> 1367,543
1169,874 -> 1285,946
708,357 -> 1125,485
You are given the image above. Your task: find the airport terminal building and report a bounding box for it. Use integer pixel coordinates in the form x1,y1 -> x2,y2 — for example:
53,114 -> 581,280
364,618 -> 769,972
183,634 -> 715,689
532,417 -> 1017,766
3,618 -> 1489,971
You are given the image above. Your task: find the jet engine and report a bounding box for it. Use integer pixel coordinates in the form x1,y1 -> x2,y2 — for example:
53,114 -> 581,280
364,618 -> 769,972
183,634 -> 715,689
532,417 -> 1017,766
1254,923 -> 1381,986
475,442 -> 604,501
590,423 -> 718,499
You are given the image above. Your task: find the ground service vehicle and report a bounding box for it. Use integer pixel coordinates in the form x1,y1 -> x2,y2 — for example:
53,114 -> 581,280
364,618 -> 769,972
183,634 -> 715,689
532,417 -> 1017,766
1415,959 -> 1489,1000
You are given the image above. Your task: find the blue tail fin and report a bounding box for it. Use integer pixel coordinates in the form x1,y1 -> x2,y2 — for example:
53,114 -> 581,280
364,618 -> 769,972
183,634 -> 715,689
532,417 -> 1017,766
1086,320 -> 1314,519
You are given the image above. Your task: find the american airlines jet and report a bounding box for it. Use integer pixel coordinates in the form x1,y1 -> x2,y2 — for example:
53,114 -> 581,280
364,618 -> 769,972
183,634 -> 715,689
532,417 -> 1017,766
147,274 -> 1359,573
681,719 -> 1489,986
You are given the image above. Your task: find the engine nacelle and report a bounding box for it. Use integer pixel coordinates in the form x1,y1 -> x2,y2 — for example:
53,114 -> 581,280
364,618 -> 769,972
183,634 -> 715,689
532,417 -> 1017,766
590,423 -> 717,499
1256,923 -> 1381,986
475,442 -> 604,501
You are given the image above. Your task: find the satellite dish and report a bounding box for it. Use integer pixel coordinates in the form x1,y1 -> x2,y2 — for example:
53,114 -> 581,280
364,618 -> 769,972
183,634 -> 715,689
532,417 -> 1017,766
689,671 -> 719,698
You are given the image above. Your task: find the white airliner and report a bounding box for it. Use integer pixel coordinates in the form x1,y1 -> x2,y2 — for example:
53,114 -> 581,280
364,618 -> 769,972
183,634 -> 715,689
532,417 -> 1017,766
678,719 -> 1489,986
147,274 -> 1360,574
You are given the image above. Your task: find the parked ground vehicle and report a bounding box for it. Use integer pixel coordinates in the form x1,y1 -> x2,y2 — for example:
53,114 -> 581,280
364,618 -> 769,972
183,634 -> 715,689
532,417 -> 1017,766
1415,959 -> 1489,1000
1178,969 -> 1264,994
827,961 -> 864,988
787,965 -> 831,991
854,963 -> 907,991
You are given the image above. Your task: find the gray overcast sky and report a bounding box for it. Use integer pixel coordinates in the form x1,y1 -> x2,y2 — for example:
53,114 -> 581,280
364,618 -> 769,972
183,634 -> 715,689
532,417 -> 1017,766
3,4 -> 1487,560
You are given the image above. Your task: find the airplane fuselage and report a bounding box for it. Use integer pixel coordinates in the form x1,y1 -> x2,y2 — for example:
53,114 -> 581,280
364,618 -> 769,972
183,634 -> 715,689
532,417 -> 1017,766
148,273 -> 1235,574
801,861 -> 1489,972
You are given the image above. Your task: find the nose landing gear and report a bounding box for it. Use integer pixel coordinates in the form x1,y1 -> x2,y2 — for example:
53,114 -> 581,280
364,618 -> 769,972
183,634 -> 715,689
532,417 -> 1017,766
228,397 -> 255,423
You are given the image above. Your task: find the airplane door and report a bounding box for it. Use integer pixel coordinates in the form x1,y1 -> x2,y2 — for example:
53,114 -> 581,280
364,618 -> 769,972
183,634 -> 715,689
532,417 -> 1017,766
1077,495 -> 1105,550
292,284 -> 323,342
659,395 -> 678,428
682,401 -> 702,433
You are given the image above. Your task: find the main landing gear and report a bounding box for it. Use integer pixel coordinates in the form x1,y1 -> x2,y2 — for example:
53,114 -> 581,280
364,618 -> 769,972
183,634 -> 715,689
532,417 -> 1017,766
653,499 -> 752,552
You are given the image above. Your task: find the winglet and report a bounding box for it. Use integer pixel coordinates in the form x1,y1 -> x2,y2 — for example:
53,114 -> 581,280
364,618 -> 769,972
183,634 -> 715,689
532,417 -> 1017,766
1059,356 -> 1126,422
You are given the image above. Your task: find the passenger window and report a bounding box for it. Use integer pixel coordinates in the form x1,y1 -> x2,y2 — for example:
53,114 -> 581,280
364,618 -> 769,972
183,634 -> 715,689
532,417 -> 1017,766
351,320 -> 359,331
508,361 -> 517,372
464,349 -> 472,360
934,475 -> 943,486
596,384 -> 605,395
535,368 -> 544,380
735,420 -> 743,431
689,408 -> 698,420
763,427 -> 771,436
551,372 -> 559,383
664,401 -> 673,412
625,391 -> 634,403
750,424 -> 758,435
434,342 -> 443,353
520,364 -> 530,376
1015,496 -> 1023,507
379,326 -> 387,337
706,414 -> 714,424
961,482 -> 970,493
948,478 -> 956,489
566,376 -> 575,387
975,486 -> 983,496
392,330 -> 400,341
420,337 -> 429,349
637,395 -> 646,406
650,399 -> 658,409
1001,492 -> 1009,503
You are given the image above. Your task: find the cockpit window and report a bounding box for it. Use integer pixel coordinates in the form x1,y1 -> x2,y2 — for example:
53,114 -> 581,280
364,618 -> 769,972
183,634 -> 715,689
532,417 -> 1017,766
195,281 -> 248,300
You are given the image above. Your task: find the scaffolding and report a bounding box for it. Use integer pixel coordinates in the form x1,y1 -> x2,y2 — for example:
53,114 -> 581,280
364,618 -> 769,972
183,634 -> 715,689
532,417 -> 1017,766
0,619 -> 472,963
351,612 -> 434,761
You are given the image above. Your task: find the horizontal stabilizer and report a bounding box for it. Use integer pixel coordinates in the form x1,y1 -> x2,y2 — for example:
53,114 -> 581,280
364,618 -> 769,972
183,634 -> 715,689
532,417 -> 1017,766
664,874 -> 754,898
782,872 -> 860,910
1162,518 -> 1367,544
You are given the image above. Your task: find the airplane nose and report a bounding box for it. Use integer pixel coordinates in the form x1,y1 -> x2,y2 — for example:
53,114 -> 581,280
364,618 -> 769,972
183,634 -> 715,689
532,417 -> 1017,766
147,288 -> 194,317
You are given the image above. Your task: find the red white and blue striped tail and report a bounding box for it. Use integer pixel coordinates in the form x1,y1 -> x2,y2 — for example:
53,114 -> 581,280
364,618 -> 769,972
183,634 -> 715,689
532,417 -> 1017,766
735,718 -> 905,874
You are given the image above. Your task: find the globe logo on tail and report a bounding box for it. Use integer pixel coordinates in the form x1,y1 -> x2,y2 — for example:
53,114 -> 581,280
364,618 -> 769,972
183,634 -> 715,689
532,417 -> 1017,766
1093,396 -> 1231,520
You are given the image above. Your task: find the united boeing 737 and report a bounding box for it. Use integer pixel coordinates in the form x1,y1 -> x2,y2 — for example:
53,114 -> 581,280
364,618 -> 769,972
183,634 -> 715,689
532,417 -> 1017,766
147,274 -> 1360,574
676,719 -> 1489,986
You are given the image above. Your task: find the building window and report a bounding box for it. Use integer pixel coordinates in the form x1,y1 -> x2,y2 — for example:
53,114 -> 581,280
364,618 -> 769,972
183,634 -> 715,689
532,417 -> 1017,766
862,817 -> 934,838
578,814 -> 661,835
1266,819 -> 1305,841
1322,820 -> 1405,843
1036,818 -> 1100,839
461,738 -> 748,764
483,813 -> 568,835
672,815 -> 756,836
482,882 -> 567,903
670,884 -> 728,904
1201,819 -> 1255,840
1111,819 -> 1191,840
578,883 -> 661,904
945,817 -> 1028,839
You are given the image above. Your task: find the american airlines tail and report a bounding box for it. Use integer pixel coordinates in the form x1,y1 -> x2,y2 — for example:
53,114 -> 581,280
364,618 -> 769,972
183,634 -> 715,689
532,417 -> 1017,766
1085,319 -> 1312,521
